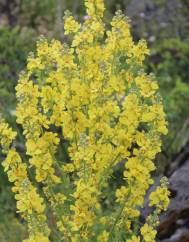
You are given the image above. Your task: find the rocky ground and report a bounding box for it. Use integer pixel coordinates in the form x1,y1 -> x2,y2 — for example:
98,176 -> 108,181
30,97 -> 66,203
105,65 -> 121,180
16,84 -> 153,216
158,143 -> 189,242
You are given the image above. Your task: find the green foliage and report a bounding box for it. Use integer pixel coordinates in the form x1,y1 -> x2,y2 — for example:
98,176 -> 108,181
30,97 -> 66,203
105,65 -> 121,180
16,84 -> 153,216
0,185 -> 27,242
0,25 -> 35,187
0,215 -> 27,242
150,38 -> 189,85
0,27 -> 34,241
148,38 -> 189,156
166,80 -> 189,153
0,26 -> 35,112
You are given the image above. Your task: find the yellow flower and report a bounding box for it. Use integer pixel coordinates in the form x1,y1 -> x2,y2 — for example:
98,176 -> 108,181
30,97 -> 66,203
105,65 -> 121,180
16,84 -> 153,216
64,13 -> 81,35
85,0 -> 105,18
141,223 -> 157,242
0,121 -> 16,153
97,230 -> 109,242
149,177 -> 170,212
127,236 -> 140,242
23,233 -> 50,242
0,0 -> 169,241
27,57 -> 45,71
0,123 -> 50,241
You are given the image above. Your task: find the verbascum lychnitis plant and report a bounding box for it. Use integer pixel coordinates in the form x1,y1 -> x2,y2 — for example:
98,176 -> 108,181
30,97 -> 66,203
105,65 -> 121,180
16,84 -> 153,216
0,0 -> 170,241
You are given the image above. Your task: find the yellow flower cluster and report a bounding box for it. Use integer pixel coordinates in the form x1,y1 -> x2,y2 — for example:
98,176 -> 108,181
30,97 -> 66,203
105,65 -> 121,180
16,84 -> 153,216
0,0 -> 170,241
0,121 -> 50,241
138,177 -> 170,242
0,121 -> 16,153
149,177 -> 170,212
64,11 -> 81,35
97,230 -> 109,242
127,236 -> 140,242
141,223 -> 157,242
85,0 -> 105,18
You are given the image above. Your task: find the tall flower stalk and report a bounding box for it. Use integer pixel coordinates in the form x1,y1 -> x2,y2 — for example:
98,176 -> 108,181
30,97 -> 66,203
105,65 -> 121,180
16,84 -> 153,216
0,0 -> 169,241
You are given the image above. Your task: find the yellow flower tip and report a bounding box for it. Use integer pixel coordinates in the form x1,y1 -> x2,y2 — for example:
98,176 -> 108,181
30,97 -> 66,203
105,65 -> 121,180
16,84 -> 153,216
127,236 -> 141,242
149,177 -> 170,212
64,11 -> 81,35
0,121 -> 17,153
141,223 -> 157,242
85,0 -> 105,18
97,230 -> 109,242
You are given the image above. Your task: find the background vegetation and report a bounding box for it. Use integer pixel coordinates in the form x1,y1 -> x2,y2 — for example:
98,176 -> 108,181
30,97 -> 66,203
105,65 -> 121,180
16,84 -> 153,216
0,0 -> 188,241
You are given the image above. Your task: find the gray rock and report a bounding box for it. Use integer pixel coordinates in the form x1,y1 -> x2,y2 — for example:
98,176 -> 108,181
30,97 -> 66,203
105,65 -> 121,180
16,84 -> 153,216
158,156 -> 189,241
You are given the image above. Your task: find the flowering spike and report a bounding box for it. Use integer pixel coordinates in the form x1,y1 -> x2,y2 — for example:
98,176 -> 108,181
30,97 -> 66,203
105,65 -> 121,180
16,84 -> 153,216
0,121 -> 50,241
0,0 -> 169,241
85,0 -> 105,18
